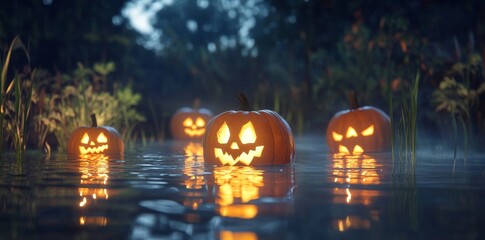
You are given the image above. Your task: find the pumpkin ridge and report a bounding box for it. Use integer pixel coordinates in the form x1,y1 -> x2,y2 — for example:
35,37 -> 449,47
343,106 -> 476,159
259,110 -> 294,164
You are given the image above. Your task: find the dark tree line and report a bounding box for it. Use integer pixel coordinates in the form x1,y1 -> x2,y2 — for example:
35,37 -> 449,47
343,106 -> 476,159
1,0 -> 484,135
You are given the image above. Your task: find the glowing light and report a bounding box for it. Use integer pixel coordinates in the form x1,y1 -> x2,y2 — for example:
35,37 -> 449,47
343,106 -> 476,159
183,118 -> 193,127
346,127 -> 358,138
239,122 -> 257,144
80,197 -> 87,207
219,205 -> 258,219
79,216 -> 108,226
214,146 -> 264,165
81,133 -> 89,144
195,117 -> 205,127
97,133 -> 108,143
79,145 -> 109,154
217,122 -> 230,144
338,145 -> 350,154
346,188 -> 352,203
361,125 -> 374,136
220,231 -> 258,240
214,166 -> 264,219
230,142 -> 239,150
332,131 -> 343,141
353,145 -> 364,155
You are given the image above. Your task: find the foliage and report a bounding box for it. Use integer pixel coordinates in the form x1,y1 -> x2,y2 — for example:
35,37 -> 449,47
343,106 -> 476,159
432,52 -> 485,155
33,62 -> 145,153
0,37 -> 33,157
432,54 -> 485,119
312,15 -> 423,122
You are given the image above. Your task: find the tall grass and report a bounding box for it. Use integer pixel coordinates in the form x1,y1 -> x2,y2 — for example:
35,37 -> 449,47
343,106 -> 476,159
10,72 -> 34,158
390,70 -> 420,176
1,37 -> 30,157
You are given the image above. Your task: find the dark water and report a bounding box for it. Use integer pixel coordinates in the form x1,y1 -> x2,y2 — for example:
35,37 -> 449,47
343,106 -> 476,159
1,136 -> 485,239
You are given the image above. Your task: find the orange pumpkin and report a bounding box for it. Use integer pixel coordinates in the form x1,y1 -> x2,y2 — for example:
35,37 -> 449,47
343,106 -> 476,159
326,92 -> 391,154
170,99 -> 213,140
203,94 -> 295,166
67,114 -> 124,155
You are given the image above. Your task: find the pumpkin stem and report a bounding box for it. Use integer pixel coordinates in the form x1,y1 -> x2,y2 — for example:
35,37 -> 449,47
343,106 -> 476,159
238,93 -> 252,111
91,113 -> 98,127
349,91 -> 360,110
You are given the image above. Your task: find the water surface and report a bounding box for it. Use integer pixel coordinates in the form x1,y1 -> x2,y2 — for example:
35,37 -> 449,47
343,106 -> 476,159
1,136 -> 484,239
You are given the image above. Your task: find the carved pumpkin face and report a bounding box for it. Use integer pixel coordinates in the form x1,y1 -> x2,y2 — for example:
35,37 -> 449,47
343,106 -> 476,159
326,93 -> 390,154
170,107 -> 213,140
213,121 -> 265,166
203,94 -> 294,166
67,114 -> 124,156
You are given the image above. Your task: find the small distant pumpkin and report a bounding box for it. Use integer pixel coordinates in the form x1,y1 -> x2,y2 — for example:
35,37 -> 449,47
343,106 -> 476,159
170,99 -> 213,140
203,93 -> 295,166
326,92 -> 391,154
67,114 -> 124,155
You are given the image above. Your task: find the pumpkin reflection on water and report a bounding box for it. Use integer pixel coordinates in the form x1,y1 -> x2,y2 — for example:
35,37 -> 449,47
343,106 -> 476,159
214,166 -> 263,219
210,165 -> 294,219
330,151 -> 385,232
182,142 -> 205,190
77,154 -> 115,226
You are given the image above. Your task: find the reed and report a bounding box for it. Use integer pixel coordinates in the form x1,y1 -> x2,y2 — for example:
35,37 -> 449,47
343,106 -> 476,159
12,72 -> 34,158
391,70 -> 420,175
0,37 -> 30,156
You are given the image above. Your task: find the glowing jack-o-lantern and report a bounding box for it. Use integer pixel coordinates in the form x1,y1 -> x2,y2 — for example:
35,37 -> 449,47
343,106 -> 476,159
326,92 -> 391,154
203,94 -> 294,166
170,99 -> 213,140
67,114 -> 124,155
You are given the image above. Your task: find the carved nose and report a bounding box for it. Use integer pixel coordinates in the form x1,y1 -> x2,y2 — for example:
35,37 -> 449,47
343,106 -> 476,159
90,141 -> 95,146
230,142 -> 239,150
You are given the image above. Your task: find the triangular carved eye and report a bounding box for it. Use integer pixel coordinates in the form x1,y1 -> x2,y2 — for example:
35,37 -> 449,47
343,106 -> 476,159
239,122 -> 256,144
81,133 -> 90,144
361,125 -> 374,136
195,117 -> 205,127
332,132 -> 343,141
183,118 -> 194,127
97,133 -> 108,143
217,122 -> 230,144
346,127 -> 358,138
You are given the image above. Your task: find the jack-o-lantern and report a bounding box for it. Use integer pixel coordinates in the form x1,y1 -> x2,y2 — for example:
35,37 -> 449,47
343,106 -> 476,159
326,92 -> 391,154
170,99 -> 213,140
67,114 -> 124,155
203,94 -> 294,166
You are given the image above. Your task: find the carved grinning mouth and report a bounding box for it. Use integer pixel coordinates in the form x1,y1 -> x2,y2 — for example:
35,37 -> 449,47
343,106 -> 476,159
337,144 -> 364,156
79,145 -> 109,154
184,128 -> 205,137
214,146 -> 264,165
